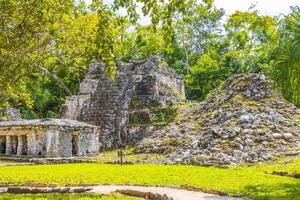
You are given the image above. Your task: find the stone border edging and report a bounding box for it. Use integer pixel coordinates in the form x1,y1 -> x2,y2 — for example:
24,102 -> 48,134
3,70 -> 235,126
0,187 -> 92,194
117,189 -> 172,200
271,171 -> 300,179
0,187 -> 174,200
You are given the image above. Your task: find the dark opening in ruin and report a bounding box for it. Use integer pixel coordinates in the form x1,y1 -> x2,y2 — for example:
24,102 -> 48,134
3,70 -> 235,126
0,136 -> 6,154
72,135 -> 79,156
21,135 -> 27,155
11,135 -> 18,155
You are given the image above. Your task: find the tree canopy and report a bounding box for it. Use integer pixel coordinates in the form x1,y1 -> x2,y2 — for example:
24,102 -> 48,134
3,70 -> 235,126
1,0 -> 299,117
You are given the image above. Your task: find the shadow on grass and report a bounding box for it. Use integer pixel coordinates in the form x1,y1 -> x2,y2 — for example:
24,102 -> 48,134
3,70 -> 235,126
242,181 -> 300,200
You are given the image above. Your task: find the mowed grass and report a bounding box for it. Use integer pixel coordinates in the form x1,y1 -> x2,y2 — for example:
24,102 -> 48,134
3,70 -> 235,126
0,157 -> 299,200
0,193 -> 140,200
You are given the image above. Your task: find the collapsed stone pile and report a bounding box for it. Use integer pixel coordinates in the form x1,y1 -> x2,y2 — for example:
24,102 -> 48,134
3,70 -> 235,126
136,74 -> 300,166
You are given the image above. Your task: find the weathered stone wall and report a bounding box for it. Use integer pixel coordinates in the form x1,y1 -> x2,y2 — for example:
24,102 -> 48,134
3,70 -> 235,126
0,108 -> 21,121
60,95 -> 91,120
124,125 -> 164,146
79,58 -> 184,149
61,57 -> 185,149
78,128 -> 99,155
36,131 -> 47,156
57,130 -> 73,157
59,63 -> 104,120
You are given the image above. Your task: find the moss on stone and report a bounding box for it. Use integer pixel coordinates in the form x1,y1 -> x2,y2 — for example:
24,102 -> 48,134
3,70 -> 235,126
129,97 -> 139,109
149,106 -> 178,125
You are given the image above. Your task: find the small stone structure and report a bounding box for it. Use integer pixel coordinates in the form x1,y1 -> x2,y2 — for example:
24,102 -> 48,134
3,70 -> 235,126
0,119 -> 99,157
61,57 -> 185,149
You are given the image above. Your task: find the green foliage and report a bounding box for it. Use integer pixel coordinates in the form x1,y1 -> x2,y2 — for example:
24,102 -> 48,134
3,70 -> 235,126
185,54 -> 227,100
20,110 -> 38,119
0,0 -> 75,108
128,105 -> 178,125
1,0 -> 299,116
0,157 -> 299,200
120,26 -> 168,61
184,9 -> 278,100
270,7 -> 300,106
150,106 -> 178,124
0,0 -> 99,115
114,0 -> 195,45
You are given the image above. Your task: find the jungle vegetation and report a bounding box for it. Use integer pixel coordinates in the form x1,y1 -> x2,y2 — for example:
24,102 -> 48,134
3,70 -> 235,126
0,0 -> 299,118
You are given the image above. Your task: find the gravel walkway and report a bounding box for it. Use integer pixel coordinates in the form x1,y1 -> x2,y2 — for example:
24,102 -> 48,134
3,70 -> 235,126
0,185 -> 243,200
91,185 -> 242,200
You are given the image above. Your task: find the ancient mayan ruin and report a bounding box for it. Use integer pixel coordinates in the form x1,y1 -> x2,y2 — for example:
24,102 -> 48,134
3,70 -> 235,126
0,119 -> 99,157
1,59 -> 299,166
61,57 -> 185,149
0,57 -> 185,157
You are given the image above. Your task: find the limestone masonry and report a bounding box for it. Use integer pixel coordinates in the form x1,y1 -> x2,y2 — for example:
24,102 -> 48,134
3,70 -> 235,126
61,57 -> 185,149
0,119 -> 99,157
2,59 -> 299,165
136,74 -> 300,166
0,57 -> 185,157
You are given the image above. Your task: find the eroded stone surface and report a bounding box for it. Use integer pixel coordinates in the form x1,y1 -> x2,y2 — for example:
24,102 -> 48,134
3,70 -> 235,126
0,119 -> 99,157
61,57 -> 185,149
0,58 -> 185,158
136,74 -> 300,166
0,108 -> 21,121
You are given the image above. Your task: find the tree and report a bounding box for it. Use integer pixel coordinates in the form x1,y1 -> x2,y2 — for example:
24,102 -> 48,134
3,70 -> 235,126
0,0 -> 75,109
22,12 -> 99,118
224,10 -> 277,73
271,7 -> 300,106
184,10 -> 278,100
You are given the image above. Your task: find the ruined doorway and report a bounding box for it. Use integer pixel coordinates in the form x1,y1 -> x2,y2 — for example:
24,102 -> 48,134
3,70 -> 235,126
21,135 -> 27,155
11,136 -> 18,155
72,135 -> 79,156
0,136 -> 6,154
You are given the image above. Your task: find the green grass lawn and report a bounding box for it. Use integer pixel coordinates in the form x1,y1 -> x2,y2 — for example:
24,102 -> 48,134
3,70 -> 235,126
0,157 -> 299,200
0,193 -> 140,200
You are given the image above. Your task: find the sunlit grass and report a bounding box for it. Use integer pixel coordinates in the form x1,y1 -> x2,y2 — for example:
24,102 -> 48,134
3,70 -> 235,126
0,157 -> 299,200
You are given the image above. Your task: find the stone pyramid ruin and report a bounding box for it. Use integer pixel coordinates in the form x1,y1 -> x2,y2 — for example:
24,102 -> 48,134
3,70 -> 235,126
136,73 -> 300,166
60,57 -> 185,149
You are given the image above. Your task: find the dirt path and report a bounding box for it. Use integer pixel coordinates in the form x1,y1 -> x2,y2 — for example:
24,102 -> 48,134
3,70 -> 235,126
0,185 -> 243,200
91,185 -> 242,200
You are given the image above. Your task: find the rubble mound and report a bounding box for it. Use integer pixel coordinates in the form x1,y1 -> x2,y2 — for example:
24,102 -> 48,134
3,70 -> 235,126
136,73 -> 300,166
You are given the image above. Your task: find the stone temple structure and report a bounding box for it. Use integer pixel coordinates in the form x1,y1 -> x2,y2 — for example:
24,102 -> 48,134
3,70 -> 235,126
0,57 -> 185,157
61,57 -> 185,149
0,119 -> 99,157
